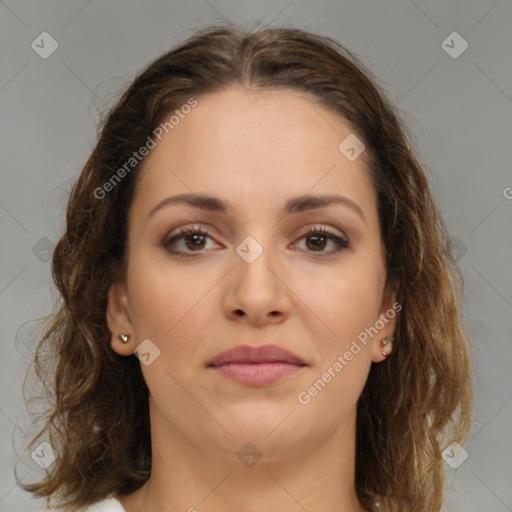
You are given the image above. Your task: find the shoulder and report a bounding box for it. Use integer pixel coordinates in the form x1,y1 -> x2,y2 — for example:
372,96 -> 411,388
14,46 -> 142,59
38,496 -> 126,512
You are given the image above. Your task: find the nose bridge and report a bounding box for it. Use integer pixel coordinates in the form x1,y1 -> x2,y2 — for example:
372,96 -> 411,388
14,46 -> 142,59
225,232 -> 290,322
234,233 -> 279,296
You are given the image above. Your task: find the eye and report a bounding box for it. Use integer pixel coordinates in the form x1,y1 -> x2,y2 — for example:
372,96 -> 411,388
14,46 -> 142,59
163,225 -> 221,256
162,224 -> 349,258
292,226 -> 349,256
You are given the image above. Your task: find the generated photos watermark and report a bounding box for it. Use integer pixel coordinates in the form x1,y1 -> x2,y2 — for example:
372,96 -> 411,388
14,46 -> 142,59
297,301 -> 402,405
93,97 -> 198,200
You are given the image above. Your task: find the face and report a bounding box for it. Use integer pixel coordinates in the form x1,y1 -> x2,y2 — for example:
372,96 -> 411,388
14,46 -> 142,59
107,87 -> 397,462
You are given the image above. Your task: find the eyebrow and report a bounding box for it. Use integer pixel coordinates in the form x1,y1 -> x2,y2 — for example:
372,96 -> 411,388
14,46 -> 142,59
147,193 -> 366,223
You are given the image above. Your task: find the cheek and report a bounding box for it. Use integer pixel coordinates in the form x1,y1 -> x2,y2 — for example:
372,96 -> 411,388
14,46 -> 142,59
126,248 -> 199,335
125,251 -> 223,374
294,271 -> 380,419
297,352 -> 371,433
296,260 -> 385,353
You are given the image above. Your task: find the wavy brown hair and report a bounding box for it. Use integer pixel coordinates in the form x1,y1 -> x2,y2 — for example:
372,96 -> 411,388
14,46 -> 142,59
20,23 -> 473,511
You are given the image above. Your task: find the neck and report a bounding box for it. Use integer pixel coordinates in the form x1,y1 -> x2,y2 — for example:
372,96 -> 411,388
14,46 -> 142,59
118,405 -> 364,512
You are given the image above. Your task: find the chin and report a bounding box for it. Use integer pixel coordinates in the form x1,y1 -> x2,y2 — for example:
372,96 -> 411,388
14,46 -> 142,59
205,406 -> 314,451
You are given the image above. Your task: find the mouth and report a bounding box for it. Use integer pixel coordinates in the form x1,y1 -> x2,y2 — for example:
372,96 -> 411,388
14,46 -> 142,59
206,344 -> 307,387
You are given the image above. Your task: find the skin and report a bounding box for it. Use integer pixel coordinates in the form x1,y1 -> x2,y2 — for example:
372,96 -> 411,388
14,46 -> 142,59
106,87 -> 397,512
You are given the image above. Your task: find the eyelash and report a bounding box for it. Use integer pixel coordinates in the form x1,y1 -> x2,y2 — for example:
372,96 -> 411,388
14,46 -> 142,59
163,224 -> 349,259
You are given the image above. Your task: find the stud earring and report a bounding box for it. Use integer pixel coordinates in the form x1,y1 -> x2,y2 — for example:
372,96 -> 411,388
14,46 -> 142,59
381,336 -> 394,357
118,334 -> 130,344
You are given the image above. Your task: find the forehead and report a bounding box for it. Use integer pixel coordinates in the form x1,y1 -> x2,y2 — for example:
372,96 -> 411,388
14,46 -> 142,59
131,87 -> 377,221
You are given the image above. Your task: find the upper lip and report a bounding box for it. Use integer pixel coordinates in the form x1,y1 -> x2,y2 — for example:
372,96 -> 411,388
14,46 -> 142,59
207,344 -> 306,367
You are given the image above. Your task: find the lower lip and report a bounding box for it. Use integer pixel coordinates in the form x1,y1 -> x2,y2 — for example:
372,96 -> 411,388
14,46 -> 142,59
211,362 -> 305,386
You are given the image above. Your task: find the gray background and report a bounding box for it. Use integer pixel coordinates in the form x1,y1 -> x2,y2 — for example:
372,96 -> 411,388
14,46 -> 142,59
1,1 -> 511,510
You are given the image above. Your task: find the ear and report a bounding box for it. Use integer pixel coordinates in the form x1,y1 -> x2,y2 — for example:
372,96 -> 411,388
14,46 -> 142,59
106,280 -> 134,356
370,278 -> 400,363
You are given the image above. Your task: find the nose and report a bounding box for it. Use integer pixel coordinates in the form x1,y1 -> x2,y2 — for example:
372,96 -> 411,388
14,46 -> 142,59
222,239 -> 291,327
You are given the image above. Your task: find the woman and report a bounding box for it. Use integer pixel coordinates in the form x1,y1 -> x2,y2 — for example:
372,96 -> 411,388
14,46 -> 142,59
21,24 -> 473,512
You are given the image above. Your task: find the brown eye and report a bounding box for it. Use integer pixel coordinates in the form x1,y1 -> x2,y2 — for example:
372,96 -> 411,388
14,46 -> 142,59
305,233 -> 328,251
293,228 -> 349,257
163,227 -> 220,257
183,233 -> 207,251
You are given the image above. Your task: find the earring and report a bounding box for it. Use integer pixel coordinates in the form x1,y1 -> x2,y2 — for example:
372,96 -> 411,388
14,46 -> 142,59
381,336 -> 394,357
118,334 -> 130,344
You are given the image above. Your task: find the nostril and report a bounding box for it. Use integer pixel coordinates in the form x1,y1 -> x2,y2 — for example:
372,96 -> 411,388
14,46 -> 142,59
235,309 -> 245,316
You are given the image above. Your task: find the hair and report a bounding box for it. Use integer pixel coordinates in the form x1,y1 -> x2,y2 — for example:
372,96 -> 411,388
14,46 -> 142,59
20,23 -> 473,512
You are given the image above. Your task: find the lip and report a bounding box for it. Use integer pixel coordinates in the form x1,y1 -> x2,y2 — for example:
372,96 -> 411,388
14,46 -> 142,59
207,344 -> 307,387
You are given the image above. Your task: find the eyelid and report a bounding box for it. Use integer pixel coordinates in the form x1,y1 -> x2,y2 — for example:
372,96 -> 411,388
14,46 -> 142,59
162,222 -> 350,257
293,223 -> 347,241
163,223 -> 216,243
289,224 -> 349,256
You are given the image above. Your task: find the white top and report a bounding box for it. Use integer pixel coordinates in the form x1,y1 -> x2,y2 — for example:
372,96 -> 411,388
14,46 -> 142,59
85,497 -> 126,511
40,496 -> 126,511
